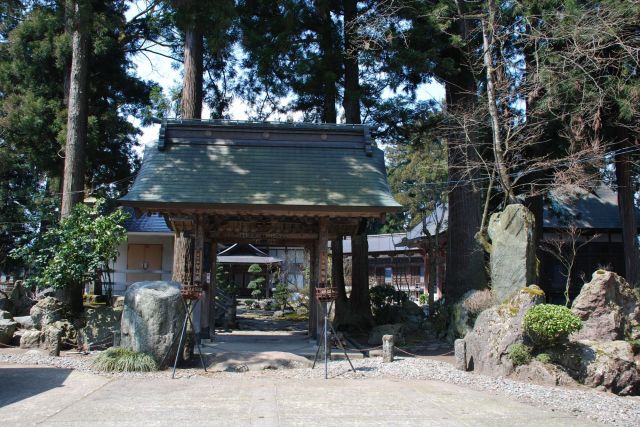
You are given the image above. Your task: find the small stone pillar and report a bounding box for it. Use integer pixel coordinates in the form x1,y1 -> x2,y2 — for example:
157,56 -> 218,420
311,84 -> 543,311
382,334 -> 394,363
454,339 -> 467,371
45,327 -> 62,357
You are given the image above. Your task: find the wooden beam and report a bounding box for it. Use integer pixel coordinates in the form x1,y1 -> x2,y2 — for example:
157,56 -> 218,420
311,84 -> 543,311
121,201 -> 399,218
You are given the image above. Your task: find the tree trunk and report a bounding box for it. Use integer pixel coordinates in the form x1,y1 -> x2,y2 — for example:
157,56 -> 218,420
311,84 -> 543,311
481,4 -> 515,203
316,0 -> 338,123
332,238 -> 349,326
342,0 -> 361,124
60,0 -> 90,219
348,231 -> 374,330
615,153 -> 639,286
180,26 -> 203,119
172,232 -> 193,361
444,70 -> 486,303
172,232 -> 193,285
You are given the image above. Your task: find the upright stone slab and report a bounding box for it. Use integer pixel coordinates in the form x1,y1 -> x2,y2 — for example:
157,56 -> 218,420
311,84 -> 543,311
120,281 -> 185,367
488,204 -> 537,302
382,335 -> 395,363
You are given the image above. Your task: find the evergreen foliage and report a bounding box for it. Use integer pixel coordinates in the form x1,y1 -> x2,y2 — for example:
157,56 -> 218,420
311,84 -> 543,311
524,304 -> 583,348
11,199 -> 129,290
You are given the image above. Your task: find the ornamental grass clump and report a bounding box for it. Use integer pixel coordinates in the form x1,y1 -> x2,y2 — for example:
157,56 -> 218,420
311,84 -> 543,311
91,347 -> 158,372
524,304 -> 582,348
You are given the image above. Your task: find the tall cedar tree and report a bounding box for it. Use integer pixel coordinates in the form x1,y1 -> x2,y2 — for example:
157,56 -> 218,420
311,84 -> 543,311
0,1 -> 154,274
61,0 -> 90,219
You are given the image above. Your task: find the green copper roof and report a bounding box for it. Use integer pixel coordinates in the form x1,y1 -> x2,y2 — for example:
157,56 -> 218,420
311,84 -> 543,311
120,121 -> 400,212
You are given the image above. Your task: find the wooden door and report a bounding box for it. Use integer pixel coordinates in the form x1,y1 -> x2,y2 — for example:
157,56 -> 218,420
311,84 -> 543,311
126,244 -> 163,283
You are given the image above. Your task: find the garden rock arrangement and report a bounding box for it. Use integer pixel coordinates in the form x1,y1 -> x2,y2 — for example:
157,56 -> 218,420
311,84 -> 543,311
19,296 -> 73,353
456,270 -> 640,396
0,314 -> 18,345
79,306 -> 123,348
120,281 -> 185,366
30,297 -> 64,329
570,270 -> 640,341
456,285 -> 544,376
488,204 -> 537,302
0,281 -> 34,315
550,339 -> 640,395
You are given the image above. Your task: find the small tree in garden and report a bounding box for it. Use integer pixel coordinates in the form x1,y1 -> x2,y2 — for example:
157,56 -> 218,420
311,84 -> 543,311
247,263 -> 265,300
12,199 -> 129,312
273,281 -> 290,310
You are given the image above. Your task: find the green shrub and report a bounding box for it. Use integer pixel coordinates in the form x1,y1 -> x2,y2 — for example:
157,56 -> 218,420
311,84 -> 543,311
274,282 -> 290,310
507,343 -> 532,366
244,299 -> 255,307
524,304 -> 582,348
418,293 -> 428,305
91,347 -> 158,372
535,353 -> 551,364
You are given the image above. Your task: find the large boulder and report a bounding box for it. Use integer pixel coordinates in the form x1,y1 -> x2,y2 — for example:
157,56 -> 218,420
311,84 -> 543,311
47,320 -> 77,347
488,204 -> 537,302
13,315 -> 34,330
510,360 -> 577,387
457,286 -> 545,376
550,340 -> 640,395
368,323 -> 406,346
448,289 -> 496,340
79,306 -> 122,348
9,282 -> 33,316
30,297 -> 65,330
120,281 -> 185,366
0,318 -> 18,344
571,270 -> 640,341
0,293 -> 13,313
20,329 -> 43,349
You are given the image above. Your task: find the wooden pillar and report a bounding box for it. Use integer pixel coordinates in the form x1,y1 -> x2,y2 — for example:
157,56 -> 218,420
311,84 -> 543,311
308,243 -> 318,339
192,214 -> 208,338
315,218 -> 329,342
208,238 -> 217,337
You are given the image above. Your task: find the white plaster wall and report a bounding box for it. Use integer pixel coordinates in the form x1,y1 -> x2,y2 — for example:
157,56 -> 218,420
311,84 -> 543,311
111,233 -> 174,295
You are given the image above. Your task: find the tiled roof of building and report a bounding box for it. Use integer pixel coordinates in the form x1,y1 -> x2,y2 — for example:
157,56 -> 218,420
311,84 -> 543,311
544,184 -> 640,230
406,204 -> 448,242
120,120 -> 400,211
123,209 -> 171,233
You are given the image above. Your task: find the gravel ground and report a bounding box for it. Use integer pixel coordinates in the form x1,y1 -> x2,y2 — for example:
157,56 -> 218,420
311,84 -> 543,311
2,349 -> 639,427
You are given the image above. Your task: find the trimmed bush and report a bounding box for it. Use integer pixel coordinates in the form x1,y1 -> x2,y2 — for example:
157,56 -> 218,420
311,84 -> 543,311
507,343 -> 532,366
524,304 -> 582,348
91,347 -> 158,372
535,353 -> 551,364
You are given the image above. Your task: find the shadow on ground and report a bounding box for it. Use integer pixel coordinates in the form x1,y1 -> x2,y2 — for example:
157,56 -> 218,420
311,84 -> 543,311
0,367 -> 72,408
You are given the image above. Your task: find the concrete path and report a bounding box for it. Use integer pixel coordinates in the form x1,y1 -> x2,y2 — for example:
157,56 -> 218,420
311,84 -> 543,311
0,364 -> 601,426
200,330 -> 364,372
